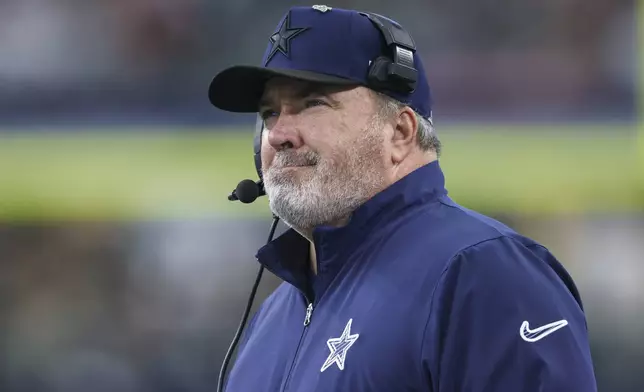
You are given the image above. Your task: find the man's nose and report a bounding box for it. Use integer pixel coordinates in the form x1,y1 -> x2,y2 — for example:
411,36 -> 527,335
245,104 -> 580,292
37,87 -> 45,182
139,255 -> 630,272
266,114 -> 304,151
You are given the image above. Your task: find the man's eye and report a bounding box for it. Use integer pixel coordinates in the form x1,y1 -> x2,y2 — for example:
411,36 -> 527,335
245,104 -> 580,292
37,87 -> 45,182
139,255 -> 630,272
260,110 -> 277,120
305,99 -> 327,108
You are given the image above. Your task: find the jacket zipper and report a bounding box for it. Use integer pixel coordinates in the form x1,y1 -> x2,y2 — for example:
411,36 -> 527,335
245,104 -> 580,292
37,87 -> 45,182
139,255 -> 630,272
281,297 -> 314,392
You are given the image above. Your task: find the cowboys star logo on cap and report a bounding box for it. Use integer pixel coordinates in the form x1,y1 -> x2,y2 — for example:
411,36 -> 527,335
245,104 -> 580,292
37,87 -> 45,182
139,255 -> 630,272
312,5 -> 332,13
265,12 -> 309,64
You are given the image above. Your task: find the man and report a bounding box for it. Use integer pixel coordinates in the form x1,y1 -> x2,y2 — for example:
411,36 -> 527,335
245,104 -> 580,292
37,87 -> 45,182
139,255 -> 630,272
208,5 -> 597,391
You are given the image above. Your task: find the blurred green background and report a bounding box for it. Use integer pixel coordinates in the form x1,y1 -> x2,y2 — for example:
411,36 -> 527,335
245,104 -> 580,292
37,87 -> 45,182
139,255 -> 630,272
0,0 -> 642,391
0,124 -> 641,221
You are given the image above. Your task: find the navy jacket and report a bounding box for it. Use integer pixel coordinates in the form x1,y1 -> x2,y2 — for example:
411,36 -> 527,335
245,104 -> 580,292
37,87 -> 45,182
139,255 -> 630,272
224,161 -> 597,391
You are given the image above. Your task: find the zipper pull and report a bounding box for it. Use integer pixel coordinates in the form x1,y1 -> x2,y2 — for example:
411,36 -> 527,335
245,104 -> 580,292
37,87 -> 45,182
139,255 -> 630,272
304,303 -> 314,326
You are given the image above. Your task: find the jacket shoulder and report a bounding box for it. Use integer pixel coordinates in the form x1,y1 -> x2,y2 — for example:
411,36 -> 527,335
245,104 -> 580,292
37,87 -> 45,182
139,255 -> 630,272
417,195 -> 543,257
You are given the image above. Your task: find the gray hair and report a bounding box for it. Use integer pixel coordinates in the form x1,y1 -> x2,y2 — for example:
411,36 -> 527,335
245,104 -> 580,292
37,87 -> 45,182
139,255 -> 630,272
372,91 -> 442,157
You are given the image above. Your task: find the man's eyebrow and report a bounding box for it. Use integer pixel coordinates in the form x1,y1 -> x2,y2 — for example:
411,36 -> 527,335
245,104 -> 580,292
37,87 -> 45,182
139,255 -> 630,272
297,84 -> 341,105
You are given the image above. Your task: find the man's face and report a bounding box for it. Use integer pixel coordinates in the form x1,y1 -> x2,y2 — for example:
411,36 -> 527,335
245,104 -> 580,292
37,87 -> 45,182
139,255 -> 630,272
259,77 -> 391,235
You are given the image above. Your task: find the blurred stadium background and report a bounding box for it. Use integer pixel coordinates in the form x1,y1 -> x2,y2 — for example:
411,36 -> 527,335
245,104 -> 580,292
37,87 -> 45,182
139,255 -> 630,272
0,0 -> 642,391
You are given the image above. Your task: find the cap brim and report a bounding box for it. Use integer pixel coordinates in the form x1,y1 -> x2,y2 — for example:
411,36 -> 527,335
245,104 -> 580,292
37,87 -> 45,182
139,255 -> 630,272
208,66 -> 358,113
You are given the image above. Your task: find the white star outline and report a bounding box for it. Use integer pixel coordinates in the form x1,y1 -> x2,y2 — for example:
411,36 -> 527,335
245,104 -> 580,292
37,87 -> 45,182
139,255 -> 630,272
320,318 -> 360,372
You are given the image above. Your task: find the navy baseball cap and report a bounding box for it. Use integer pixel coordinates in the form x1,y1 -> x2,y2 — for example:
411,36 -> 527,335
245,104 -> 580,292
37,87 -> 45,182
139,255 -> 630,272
208,5 -> 432,119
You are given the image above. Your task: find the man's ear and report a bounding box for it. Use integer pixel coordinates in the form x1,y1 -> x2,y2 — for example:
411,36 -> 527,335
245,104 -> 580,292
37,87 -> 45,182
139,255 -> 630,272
390,106 -> 418,164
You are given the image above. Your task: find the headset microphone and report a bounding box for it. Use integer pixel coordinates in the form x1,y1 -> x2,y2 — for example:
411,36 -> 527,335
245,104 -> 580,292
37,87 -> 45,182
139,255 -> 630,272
228,179 -> 262,204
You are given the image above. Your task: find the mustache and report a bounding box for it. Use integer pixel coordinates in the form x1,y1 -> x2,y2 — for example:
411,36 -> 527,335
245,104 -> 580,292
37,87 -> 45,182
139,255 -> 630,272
271,150 -> 320,168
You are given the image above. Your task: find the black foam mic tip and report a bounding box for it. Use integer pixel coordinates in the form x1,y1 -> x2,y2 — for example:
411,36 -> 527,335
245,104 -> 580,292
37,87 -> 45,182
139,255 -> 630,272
235,179 -> 260,204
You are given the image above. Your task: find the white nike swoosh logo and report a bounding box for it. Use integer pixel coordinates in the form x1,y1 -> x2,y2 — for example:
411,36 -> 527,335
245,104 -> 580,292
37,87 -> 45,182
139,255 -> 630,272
519,319 -> 568,342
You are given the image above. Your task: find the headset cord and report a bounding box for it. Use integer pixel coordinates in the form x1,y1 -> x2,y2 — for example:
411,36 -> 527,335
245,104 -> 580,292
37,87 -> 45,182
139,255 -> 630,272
216,215 -> 280,392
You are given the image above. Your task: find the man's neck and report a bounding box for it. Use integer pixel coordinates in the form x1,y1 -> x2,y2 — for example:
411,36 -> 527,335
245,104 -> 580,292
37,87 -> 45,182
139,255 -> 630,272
289,213 -> 350,275
309,242 -> 317,275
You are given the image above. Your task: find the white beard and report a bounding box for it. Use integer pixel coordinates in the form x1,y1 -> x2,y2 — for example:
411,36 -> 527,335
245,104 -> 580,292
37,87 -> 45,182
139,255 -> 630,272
263,121 -> 387,236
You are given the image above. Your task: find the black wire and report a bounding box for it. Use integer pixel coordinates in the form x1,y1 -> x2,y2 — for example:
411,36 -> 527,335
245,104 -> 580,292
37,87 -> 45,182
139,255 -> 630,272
216,215 -> 280,392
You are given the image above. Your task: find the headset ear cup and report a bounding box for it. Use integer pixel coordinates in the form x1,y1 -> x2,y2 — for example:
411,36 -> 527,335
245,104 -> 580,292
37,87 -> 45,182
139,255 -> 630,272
367,56 -> 392,88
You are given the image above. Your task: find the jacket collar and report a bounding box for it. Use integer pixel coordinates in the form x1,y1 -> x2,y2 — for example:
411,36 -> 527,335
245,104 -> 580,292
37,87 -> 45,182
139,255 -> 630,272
255,160 -> 448,300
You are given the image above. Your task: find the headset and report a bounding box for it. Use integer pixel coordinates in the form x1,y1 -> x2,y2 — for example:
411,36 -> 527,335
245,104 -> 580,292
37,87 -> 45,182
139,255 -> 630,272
228,11 -> 418,204
360,11 -> 419,96
218,11 -> 418,392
